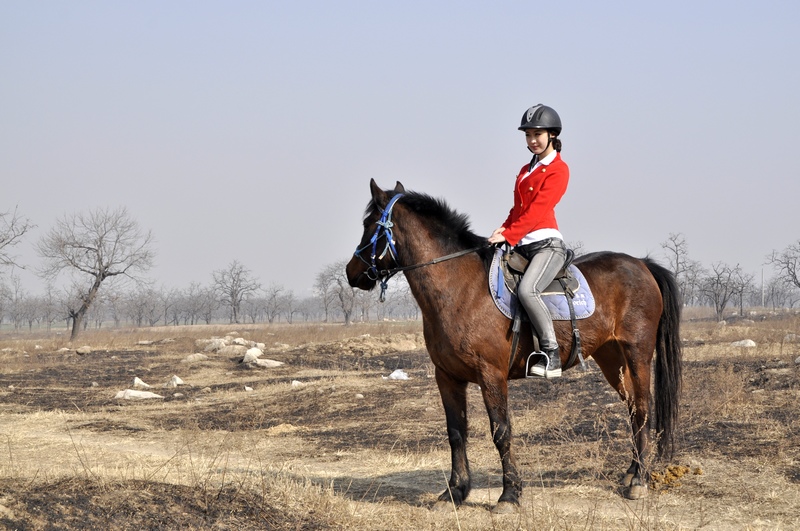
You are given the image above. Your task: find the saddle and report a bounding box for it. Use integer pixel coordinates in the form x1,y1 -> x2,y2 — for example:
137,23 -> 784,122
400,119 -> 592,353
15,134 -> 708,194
501,248 -> 579,297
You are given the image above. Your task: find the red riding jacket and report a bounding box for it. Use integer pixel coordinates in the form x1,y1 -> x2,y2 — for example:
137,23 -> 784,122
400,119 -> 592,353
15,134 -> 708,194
501,153 -> 569,247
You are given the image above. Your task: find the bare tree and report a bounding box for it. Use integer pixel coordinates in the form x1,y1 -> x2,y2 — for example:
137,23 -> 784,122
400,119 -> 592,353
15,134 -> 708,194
731,269 -> 755,317
314,264 -> 339,322
0,207 -> 34,269
699,262 -> 741,321
37,207 -> 155,340
769,240 -> 800,290
660,233 -> 706,304
263,283 -> 285,323
281,290 -> 300,324
212,260 -> 261,324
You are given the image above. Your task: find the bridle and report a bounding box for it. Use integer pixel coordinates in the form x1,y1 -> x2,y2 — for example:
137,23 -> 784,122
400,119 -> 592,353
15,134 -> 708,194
353,193 -> 490,301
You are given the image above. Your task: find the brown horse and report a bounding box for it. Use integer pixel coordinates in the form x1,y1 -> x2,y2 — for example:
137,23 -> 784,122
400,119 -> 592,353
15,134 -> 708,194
346,180 -> 682,513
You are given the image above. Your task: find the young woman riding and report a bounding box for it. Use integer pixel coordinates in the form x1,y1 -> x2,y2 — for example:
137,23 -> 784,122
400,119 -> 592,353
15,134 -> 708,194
488,104 -> 569,379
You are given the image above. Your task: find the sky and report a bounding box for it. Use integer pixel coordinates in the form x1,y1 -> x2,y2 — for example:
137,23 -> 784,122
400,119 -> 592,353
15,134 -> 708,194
2,1 -> 799,297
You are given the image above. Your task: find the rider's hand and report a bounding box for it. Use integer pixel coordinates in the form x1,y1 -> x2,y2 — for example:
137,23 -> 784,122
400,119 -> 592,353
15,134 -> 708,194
488,227 -> 507,245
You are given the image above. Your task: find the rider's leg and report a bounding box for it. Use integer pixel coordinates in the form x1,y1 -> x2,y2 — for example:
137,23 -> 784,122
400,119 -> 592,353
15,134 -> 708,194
518,239 -> 566,378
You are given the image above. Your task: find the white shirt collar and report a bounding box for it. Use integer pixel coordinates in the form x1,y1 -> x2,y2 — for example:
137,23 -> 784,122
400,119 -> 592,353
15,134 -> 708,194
522,150 -> 557,179
538,150 -> 557,165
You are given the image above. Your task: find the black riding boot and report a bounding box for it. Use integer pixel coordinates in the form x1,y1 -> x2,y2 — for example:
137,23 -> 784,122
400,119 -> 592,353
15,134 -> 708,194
529,347 -> 562,379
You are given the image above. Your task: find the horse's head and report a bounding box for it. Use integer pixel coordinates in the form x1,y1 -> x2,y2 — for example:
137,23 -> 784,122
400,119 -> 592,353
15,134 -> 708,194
346,179 -> 406,290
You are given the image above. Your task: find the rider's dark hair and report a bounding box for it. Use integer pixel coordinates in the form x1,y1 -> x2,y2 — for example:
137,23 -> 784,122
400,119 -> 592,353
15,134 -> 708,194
551,134 -> 562,153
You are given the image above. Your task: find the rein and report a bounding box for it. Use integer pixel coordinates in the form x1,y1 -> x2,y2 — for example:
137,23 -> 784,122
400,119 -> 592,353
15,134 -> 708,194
354,193 -> 489,301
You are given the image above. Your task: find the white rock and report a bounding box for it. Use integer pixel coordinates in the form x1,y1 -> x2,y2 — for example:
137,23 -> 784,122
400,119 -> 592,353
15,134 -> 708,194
184,353 -> 209,363
34,345 -> 43,350
76,346 -> 92,355
203,338 -> 228,353
385,369 -> 410,380
219,345 -> 248,356
731,339 -> 756,348
58,347 -> 71,352
255,342 -> 266,350
91,382 -> 99,387
243,348 -> 263,363
355,393 -> 365,399
253,358 -> 284,368
163,375 -> 184,388
115,389 -> 164,400
133,377 -> 151,389
173,393 -> 184,398
244,386 -> 254,392
794,356 -> 800,365
233,337 -> 249,346
137,340 -> 154,346
290,380 -> 305,388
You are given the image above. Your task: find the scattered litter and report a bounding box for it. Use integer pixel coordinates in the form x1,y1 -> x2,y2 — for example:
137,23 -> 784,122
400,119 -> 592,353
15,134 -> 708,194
383,369 -> 410,380
114,389 -> 164,400
244,386 -> 254,392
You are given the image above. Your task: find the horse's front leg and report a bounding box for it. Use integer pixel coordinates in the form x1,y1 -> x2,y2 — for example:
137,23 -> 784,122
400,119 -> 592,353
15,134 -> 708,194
433,368 -> 471,508
479,369 -> 522,514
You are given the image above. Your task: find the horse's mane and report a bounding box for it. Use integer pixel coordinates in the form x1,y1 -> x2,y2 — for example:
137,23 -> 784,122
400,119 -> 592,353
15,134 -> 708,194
367,190 -> 492,265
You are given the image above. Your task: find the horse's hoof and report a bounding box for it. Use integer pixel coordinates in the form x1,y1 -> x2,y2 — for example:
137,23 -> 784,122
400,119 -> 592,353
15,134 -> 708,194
622,472 -> 634,488
491,501 -> 518,515
432,500 -> 456,512
624,484 -> 649,500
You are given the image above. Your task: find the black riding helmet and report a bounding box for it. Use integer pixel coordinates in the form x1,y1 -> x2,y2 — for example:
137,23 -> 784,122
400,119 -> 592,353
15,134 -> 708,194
518,104 -> 562,135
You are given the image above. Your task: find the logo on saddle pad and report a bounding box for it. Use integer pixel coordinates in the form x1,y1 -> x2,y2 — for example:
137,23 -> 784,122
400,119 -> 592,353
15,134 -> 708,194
489,247 -> 596,320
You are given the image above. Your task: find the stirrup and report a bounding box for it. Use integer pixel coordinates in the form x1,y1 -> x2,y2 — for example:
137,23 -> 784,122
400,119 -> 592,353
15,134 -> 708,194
525,351 -> 562,379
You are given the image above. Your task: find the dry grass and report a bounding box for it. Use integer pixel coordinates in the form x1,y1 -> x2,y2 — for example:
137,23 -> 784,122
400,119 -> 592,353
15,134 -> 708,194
1,316 -> 800,529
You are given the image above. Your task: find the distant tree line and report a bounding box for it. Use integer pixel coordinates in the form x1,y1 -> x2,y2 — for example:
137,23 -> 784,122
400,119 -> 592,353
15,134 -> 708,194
660,233 -> 800,321
2,207 -> 800,337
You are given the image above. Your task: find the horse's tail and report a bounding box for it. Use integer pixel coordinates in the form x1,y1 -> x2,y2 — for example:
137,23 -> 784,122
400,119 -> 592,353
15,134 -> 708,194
644,258 -> 683,459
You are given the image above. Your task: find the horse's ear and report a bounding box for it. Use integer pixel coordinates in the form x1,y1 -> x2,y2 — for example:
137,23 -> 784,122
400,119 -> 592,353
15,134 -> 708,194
370,178 -> 388,208
394,181 -> 405,193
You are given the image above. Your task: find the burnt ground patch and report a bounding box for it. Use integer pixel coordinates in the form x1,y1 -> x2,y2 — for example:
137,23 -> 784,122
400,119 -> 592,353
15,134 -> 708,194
0,477 -> 329,531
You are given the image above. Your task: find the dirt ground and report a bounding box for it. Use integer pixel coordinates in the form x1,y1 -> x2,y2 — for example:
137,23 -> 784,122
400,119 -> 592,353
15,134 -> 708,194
0,319 -> 799,530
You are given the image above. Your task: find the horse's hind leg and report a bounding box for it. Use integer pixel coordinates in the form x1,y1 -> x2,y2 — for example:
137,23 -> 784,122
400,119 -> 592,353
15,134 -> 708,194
433,368 -> 472,508
479,368 -> 522,513
596,345 -> 653,500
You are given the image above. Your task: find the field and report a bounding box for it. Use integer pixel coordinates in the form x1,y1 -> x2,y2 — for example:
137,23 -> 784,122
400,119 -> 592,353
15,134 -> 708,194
1,316 -> 799,530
